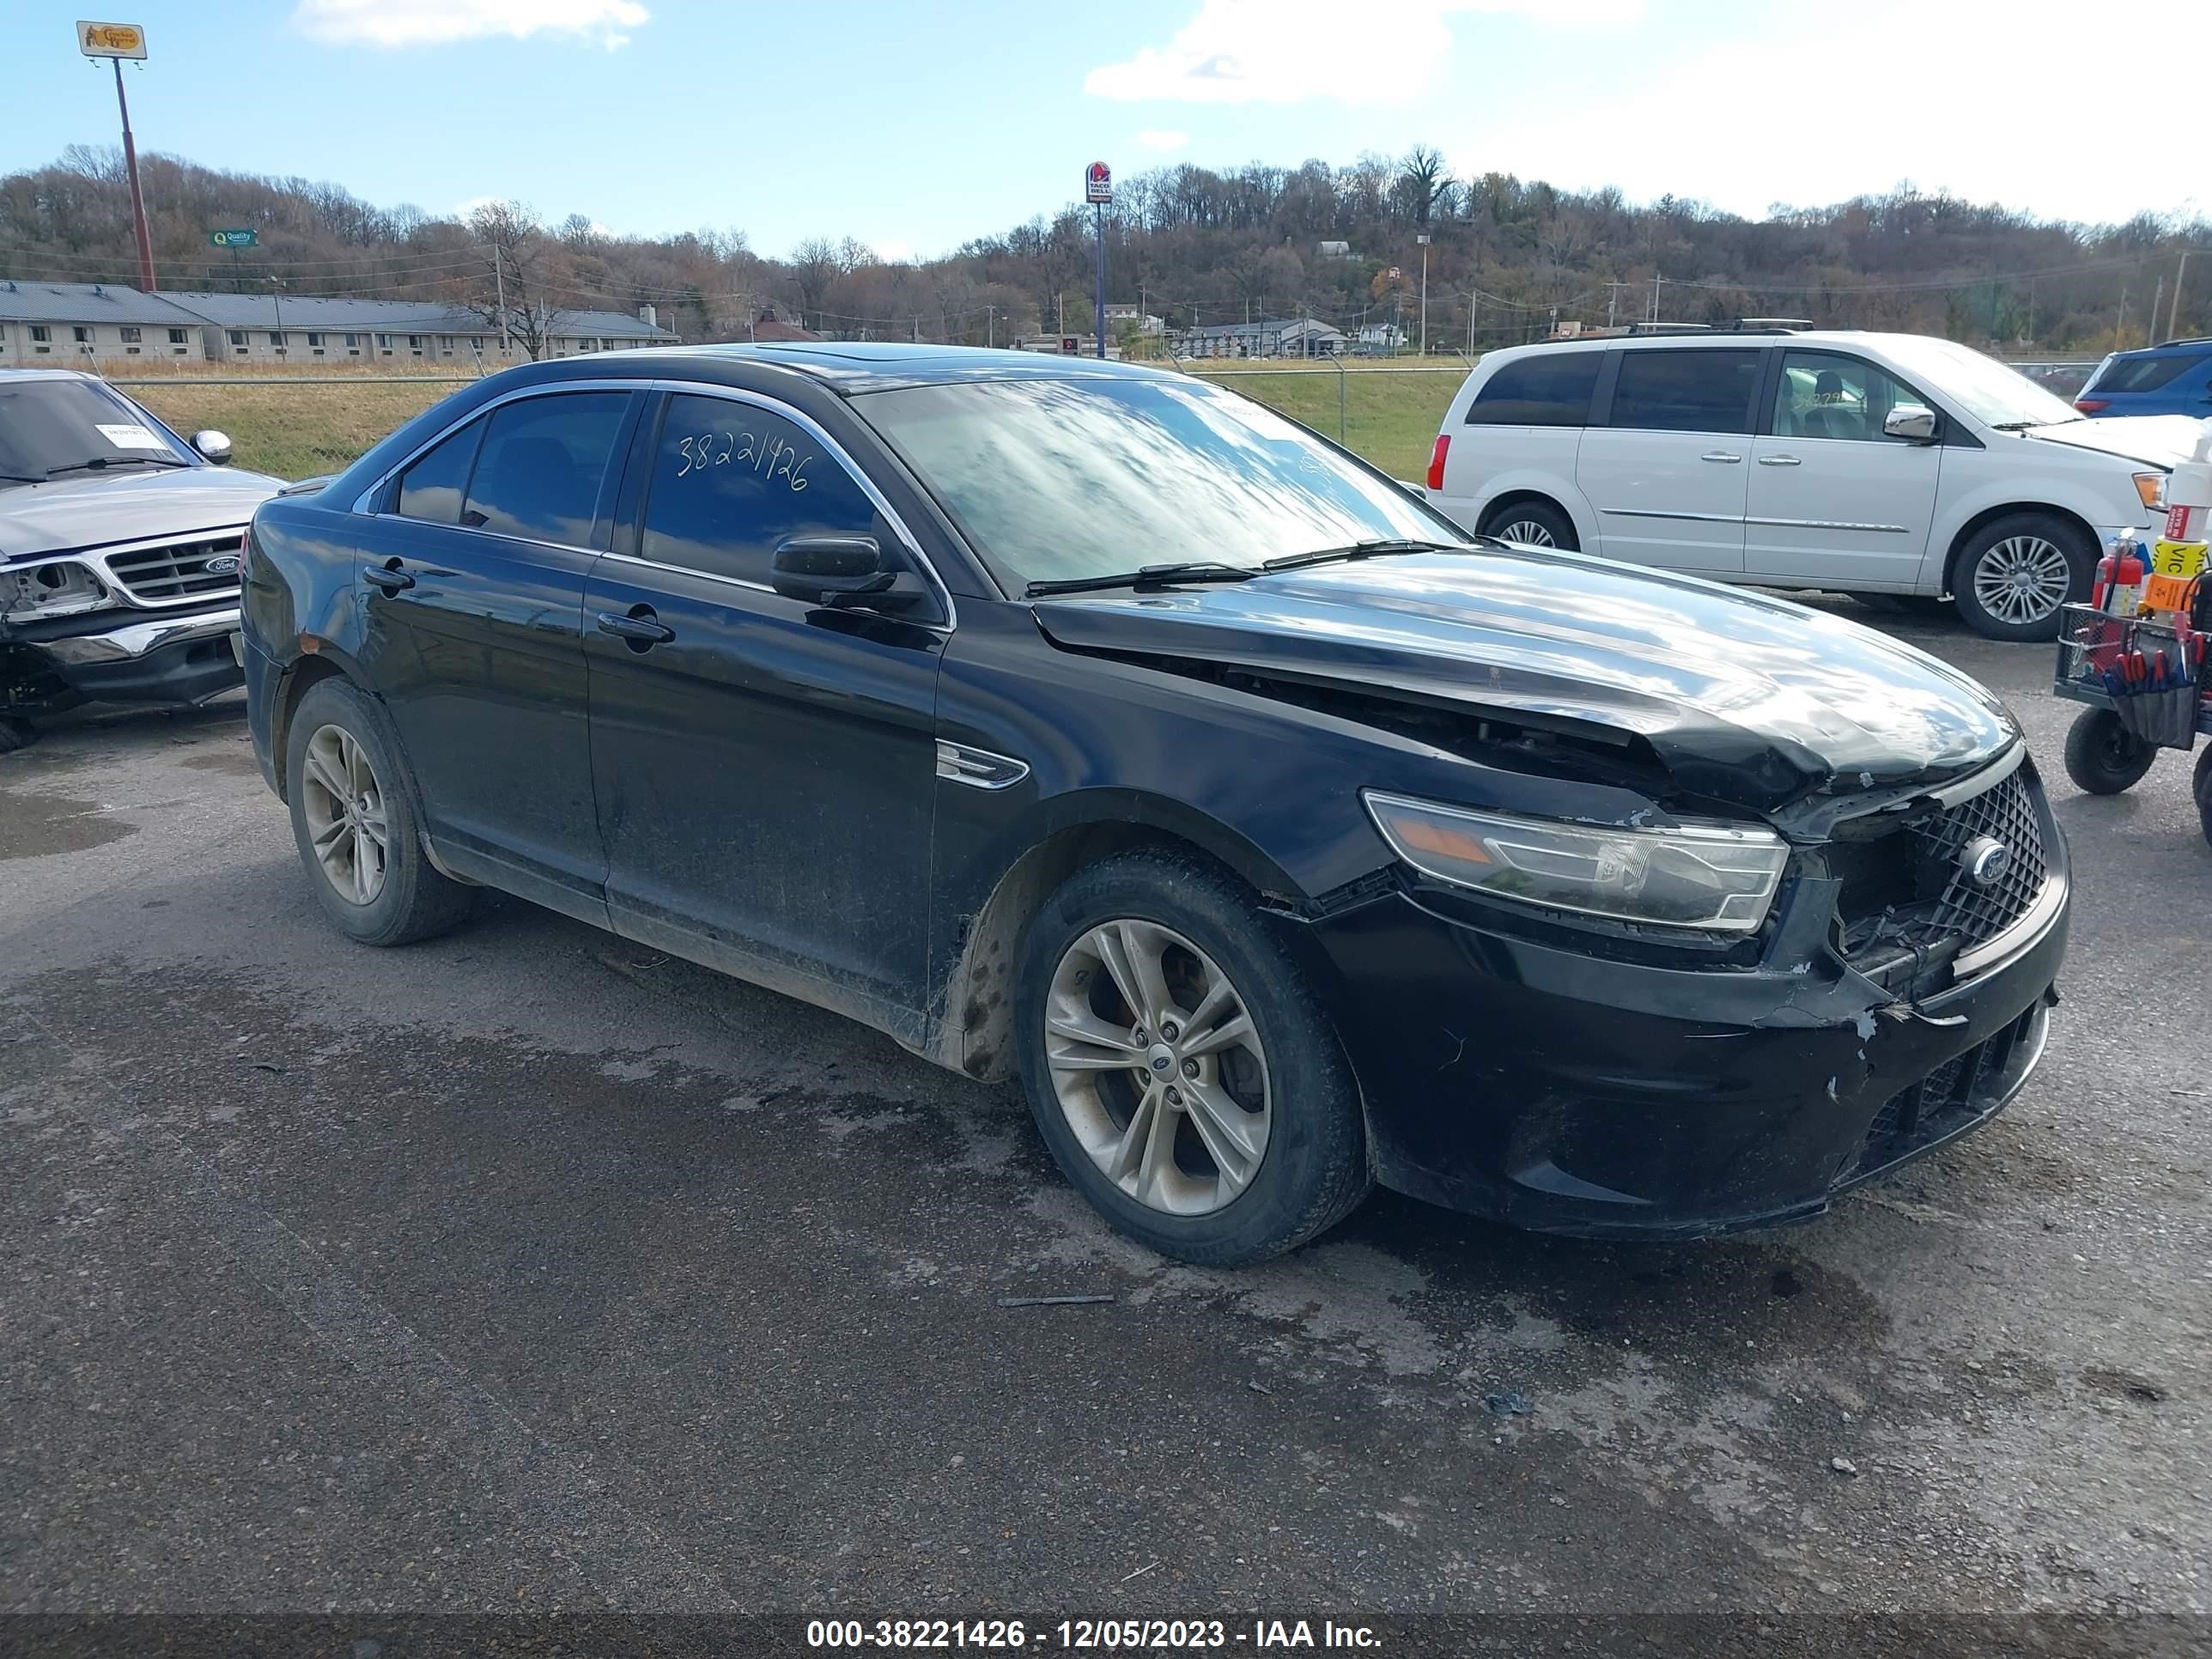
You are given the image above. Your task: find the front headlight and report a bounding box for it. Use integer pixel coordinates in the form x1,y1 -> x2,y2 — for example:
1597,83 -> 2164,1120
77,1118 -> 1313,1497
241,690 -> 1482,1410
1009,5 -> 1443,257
2,559 -> 112,623
1363,791 -> 1790,933
2133,472 -> 2166,512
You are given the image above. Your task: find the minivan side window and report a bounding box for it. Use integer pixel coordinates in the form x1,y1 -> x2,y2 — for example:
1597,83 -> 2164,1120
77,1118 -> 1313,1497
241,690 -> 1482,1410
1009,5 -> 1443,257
1465,353 -> 1602,427
459,392 -> 630,544
394,415 -> 486,524
639,393 -> 887,586
1771,351 -> 1924,441
1607,349 -> 1762,434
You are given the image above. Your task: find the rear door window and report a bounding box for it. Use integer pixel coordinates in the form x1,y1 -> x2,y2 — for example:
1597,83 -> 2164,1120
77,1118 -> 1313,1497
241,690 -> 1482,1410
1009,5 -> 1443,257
2094,354 -> 2195,394
637,393 -> 887,586
394,416 -> 483,523
459,392 -> 630,544
1608,349 -> 1762,434
1465,353 -> 1602,426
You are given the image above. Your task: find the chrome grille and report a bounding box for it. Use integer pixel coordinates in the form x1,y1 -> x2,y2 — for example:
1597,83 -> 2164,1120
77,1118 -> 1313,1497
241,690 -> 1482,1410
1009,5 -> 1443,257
1904,769 -> 2046,947
102,534 -> 244,603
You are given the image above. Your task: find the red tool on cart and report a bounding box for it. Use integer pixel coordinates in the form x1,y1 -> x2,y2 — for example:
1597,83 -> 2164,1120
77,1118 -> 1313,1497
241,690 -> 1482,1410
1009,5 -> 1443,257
2056,420 -> 2212,847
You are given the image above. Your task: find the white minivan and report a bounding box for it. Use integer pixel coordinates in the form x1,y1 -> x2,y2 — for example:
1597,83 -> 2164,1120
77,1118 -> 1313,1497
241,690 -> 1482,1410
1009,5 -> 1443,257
1424,329 -> 2197,640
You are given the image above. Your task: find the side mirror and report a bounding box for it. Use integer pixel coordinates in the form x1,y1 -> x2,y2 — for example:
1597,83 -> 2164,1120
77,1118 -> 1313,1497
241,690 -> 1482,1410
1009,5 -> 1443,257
1883,405 -> 1939,442
191,429 -> 233,464
770,534 -> 896,605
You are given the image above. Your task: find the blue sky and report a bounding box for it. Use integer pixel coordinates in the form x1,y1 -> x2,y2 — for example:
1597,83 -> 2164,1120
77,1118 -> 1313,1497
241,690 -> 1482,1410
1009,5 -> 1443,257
13,0 -> 2204,263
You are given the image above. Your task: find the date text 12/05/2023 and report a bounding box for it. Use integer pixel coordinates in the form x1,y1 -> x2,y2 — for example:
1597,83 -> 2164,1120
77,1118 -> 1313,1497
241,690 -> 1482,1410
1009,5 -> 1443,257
804,1618 -> 1383,1649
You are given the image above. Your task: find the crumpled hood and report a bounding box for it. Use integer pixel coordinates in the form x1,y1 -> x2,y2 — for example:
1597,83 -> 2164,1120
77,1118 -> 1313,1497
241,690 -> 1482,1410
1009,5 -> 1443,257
1030,548 -> 2019,814
2020,413 -> 2209,470
0,466 -> 285,563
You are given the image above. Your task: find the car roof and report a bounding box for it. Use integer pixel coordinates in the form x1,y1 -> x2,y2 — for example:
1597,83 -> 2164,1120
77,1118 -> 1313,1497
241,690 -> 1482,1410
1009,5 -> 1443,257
588,340 -> 1183,394
0,368 -> 106,384
2106,337 -> 2212,359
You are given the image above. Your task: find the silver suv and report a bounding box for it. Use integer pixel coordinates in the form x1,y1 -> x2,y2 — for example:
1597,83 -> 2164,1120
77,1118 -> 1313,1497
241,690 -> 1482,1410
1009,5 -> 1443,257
0,369 -> 283,749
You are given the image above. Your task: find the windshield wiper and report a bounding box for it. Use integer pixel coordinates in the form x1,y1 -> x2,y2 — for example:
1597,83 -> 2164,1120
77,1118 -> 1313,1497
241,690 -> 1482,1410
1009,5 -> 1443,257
44,456 -> 189,478
1261,537 -> 1468,573
0,469 -> 44,484
1025,561 -> 1259,598
1990,418 -> 2081,431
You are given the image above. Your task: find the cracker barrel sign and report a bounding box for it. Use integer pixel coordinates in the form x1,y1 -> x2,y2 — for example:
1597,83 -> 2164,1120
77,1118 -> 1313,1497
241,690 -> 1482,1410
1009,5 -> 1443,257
77,19 -> 148,58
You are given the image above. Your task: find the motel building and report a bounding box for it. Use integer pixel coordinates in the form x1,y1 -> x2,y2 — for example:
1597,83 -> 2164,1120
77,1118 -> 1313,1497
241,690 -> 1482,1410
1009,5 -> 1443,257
0,281 -> 679,369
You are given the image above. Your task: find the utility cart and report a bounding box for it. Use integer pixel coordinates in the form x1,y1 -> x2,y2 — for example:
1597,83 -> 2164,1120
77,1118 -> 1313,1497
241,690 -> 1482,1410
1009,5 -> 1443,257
2054,603 -> 2212,847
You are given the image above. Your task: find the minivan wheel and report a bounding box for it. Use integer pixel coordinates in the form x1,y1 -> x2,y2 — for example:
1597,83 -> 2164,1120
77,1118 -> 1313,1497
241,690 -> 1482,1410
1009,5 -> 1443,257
1014,850 -> 1369,1265
1952,514 -> 2089,641
1479,499 -> 1578,551
284,678 -> 477,946
2193,746 -> 2212,848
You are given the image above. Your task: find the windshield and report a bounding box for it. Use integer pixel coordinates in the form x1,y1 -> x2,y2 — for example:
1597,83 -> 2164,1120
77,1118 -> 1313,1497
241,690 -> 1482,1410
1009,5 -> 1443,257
1878,337 -> 2081,428
0,377 -> 193,485
856,375 -> 1465,588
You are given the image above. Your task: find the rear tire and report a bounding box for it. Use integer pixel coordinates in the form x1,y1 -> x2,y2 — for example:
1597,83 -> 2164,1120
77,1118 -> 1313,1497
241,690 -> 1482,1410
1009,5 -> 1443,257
1478,499 -> 1578,552
2062,708 -> 2157,795
284,678 -> 477,946
2194,746 -> 2212,848
1951,514 -> 2091,641
0,715 -> 34,755
1014,849 -> 1370,1266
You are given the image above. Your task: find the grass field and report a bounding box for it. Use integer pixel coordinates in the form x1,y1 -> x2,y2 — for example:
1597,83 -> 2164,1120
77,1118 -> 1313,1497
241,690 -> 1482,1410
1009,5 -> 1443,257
129,376 -> 466,480
115,356 -> 1470,483
1187,361 -> 1464,480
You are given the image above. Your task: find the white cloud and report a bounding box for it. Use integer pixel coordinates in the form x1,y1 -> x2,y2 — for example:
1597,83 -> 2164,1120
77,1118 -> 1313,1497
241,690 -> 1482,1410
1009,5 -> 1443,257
1443,0 -> 2204,227
1135,129 -> 1191,152
1085,0 -> 1640,105
293,0 -> 648,49
874,237 -> 915,263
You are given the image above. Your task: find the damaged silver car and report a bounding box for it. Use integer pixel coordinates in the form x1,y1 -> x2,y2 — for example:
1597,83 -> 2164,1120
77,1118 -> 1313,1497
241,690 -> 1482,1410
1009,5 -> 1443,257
0,368 -> 283,750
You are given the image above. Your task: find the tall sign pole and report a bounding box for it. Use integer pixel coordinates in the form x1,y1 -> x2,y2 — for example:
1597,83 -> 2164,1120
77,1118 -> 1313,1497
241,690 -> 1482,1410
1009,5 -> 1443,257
1416,234 -> 1431,357
1085,162 -> 1113,360
77,22 -> 155,292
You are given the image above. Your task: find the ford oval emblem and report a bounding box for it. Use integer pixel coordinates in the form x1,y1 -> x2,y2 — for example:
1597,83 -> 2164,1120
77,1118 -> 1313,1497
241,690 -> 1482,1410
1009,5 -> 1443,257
204,553 -> 240,575
1961,836 -> 2010,889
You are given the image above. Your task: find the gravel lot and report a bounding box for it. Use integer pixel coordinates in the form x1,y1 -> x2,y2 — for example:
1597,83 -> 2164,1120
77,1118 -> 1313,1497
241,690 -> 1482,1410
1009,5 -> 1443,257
3,604 -> 2206,1651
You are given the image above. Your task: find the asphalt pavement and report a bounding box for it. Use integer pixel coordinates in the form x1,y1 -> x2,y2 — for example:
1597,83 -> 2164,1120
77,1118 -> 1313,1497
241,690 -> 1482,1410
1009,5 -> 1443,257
3,602 -> 2207,1654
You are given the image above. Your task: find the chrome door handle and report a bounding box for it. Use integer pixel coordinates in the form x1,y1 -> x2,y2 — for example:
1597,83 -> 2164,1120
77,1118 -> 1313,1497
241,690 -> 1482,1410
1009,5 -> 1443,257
1699,451 -> 1742,464
1758,455 -> 1802,466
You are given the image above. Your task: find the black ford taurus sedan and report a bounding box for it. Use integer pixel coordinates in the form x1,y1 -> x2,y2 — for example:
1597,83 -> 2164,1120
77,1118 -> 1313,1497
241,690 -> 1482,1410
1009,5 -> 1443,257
241,344 -> 2068,1264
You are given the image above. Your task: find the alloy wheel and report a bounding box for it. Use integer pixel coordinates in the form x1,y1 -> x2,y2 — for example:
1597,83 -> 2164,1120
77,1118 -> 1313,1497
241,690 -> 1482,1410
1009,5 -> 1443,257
1042,918 -> 1270,1216
1972,535 -> 2072,628
1496,519 -> 1558,548
299,723 -> 389,906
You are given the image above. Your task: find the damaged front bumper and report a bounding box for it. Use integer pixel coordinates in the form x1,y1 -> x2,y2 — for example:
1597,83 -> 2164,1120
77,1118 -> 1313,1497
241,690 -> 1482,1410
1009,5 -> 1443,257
1297,831 -> 2069,1240
4,605 -> 244,709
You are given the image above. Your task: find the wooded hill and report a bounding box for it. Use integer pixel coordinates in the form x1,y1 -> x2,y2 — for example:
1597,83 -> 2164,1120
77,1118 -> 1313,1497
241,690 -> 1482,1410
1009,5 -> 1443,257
3,144 -> 2203,355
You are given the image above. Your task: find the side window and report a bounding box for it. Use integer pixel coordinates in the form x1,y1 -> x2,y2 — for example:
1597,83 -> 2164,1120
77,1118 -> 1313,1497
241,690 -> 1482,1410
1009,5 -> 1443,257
460,392 -> 630,544
1465,352 -> 1601,426
639,393 -> 887,586
1608,349 -> 1761,434
1771,351 -> 1923,441
394,416 -> 486,524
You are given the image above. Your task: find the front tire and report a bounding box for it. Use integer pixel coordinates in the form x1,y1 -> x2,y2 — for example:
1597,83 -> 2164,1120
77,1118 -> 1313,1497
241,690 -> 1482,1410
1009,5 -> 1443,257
2062,708 -> 2158,795
1014,849 -> 1369,1265
1479,499 -> 1578,551
284,678 -> 477,946
1952,514 -> 2090,641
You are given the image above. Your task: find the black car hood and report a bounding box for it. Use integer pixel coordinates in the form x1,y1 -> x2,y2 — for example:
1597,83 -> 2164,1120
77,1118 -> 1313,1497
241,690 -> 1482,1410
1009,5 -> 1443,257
1030,548 -> 2018,814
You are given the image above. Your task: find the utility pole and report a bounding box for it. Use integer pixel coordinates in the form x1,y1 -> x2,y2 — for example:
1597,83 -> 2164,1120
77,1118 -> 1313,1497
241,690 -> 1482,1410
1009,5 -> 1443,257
1416,233 -> 1431,357
494,240 -> 509,351
987,305 -> 994,349
2148,278 -> 2165,349
2171,252 -> 2192,342
1607,280 -> 1626,329
2117,283 -> 2129,342
1650,271 -> 1661,325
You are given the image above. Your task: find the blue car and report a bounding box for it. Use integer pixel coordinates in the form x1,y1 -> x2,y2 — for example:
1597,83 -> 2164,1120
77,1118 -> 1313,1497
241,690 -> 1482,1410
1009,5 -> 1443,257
2075,337 -> 2212,418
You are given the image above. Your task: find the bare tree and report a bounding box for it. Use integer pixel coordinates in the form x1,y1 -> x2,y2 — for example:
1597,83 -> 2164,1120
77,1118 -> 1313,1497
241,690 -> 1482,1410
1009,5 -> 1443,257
460,200 -> 569,360
1399,146 -> 1452,228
